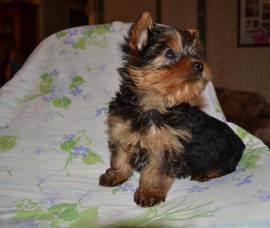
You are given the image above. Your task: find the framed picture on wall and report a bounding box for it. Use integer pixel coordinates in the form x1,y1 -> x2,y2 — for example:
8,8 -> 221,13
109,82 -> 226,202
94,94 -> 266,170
238,0 -> 270,46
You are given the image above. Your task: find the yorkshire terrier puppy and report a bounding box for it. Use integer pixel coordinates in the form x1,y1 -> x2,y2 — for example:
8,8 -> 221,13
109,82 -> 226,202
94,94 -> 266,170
99,12 -> 245,207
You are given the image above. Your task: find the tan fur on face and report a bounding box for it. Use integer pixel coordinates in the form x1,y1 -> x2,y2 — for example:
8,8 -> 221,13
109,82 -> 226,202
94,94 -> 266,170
150,31 -> 182,68
129,57 -> 211,108
167,30 -> 182,53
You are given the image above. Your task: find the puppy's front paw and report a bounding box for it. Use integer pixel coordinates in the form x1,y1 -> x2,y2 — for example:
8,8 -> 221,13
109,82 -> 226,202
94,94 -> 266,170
134,187 -> 166,207
99,168 -> 128,187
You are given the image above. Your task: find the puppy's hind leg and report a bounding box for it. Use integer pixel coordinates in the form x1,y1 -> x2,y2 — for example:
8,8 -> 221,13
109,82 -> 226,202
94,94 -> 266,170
191,169 -> 222,182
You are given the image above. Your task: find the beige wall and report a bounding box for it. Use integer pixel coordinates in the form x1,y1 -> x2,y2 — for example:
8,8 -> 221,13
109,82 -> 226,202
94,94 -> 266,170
207,0 -> 270,102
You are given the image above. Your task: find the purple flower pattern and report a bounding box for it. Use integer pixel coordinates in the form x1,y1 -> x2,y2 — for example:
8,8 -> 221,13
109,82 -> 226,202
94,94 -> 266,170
41,72 -> 86,109
253,190 -> 270,201
96,64 -> 106,74
186,185 -> 209,193
63,134 -> 75,141
118,183 -> 136,193
67,29 -> 78,36
63,39 -> 74,45
72,146 -> 89,156
95,107 -> 108,117
87,25 -> 96,30
50,69 -> 60,76
15,220 -> 40,228
236,175 -> 253,186
60,131 -> 102,170
42,96 -> 52,102
70,87 -> 82,97
45,192 -> 63,205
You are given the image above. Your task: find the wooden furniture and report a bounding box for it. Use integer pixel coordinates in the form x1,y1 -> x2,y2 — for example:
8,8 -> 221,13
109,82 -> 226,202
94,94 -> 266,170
0,0 -> 38,55
216,88 -> 270,147
0,0 -> 39,84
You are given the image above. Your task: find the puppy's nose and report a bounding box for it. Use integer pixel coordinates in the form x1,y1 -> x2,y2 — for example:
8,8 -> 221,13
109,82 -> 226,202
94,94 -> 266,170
193,62 -> 203,72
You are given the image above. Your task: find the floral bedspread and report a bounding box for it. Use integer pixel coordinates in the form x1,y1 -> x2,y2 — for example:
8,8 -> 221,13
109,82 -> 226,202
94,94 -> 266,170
0,22 -> 270,228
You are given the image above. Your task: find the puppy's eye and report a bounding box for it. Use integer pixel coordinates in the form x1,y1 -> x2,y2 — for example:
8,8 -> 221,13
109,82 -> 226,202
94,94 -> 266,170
165,49 -> 176,60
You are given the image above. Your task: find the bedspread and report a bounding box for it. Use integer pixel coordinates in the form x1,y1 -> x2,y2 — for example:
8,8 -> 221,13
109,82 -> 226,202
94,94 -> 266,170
0,22 -> 270,228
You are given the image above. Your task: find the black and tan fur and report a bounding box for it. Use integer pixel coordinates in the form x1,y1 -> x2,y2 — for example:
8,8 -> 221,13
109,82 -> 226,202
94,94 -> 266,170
99,12 -> 245,207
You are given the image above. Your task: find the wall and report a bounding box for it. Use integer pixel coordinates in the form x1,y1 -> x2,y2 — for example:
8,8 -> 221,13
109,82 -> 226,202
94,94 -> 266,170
207,0 -> 270,102
37,0 -> 87,41
38,0 -> 68,40
162,0 -> 197,29
103,0 -> 197,29
103,0 -> 157,23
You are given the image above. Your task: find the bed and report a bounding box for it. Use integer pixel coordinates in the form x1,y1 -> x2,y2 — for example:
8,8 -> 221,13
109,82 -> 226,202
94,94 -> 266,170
0,22 -> 270,228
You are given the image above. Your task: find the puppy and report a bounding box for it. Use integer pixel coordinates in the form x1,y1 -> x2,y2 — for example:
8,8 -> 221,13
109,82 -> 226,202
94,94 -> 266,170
99,12 -> 245,207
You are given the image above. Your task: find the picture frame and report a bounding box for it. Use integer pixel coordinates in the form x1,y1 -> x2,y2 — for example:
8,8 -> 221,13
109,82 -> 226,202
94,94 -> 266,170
238,0 -> 270,46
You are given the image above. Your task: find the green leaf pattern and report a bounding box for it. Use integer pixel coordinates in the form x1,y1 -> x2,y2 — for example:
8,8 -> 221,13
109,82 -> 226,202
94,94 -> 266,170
70,75 -> 86,89
236,127 -> 250,140
110,198 -> 216,227
0,135 -> 17,152
18,73 -> 54,103
59,130 -> 103,171
55,31 -> 67,39
39,73 -> 54,94
12,199 -> 98,227
72,38 -> 86,50
18,73 -> 87,110
52,96 -> 72,109
56,24 -> 111,50
82,152 -> 103,165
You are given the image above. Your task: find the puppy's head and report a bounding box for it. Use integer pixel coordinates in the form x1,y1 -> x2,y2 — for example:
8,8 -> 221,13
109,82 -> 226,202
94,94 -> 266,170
121,12 -> 211,108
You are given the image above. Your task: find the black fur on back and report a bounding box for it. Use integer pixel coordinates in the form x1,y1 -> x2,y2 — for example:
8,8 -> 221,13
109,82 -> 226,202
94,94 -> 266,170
108,83 -> 245,178
108,22 -> 244,179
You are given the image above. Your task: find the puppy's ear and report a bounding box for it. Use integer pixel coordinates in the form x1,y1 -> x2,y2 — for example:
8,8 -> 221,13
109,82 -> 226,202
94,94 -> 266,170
187,29 -> 200,39
129,12 -> 153,52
